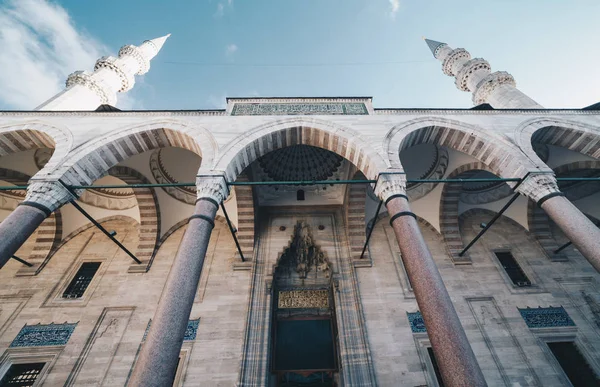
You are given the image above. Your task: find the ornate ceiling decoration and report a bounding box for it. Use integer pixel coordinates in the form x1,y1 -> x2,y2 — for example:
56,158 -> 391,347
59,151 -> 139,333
459,170 -> 513,205
558,169 -> 600,201
258,145 -> 343,182
406,147 -> 449,201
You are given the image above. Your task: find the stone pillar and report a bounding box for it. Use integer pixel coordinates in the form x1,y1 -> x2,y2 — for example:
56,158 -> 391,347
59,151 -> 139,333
0,181 -> 71,269
128,173 -> 228,387
375,171 -> 487,387
517,174 -> 600,272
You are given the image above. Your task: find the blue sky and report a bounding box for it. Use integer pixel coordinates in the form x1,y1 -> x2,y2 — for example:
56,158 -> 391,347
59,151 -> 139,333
0,0 -> 598,110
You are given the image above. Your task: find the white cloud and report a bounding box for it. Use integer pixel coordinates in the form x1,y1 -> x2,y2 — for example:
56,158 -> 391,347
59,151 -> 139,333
389,0 -> 400,18
0,0 -> 111,109
225,44 -> 238,56
214,0 -> 233,18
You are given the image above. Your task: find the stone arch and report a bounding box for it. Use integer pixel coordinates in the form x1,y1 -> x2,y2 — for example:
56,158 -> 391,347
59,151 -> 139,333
515,117 -> 600,165
526,160 -> 600,262
52,120 -> 217,186
0,121 -> 73,177
43,215 -> 138,266
214,117 -> 388,181
439,162 -> 510,264
106,166 -> 161,273
345,170 -> 369,261
0,168 -> 63,276
553,160 -> 600,201
385,117 -> 534,178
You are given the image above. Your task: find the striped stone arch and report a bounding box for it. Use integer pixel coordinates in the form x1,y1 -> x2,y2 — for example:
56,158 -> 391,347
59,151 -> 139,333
106,166 -> 161,273
439,162 -> 510,265
50,120 -> 217,187
553,160 -> 600,201
345,171 -> 369,261
526,160 -> 600,262
214,117 -> 388,181
384,117 -> 534,178
0,121 -> 73,178
515,117 -> 600,165
0,168 -> 63,276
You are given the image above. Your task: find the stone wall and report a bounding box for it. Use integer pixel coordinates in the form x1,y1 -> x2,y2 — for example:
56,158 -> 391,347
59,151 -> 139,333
0,217 -> 250,386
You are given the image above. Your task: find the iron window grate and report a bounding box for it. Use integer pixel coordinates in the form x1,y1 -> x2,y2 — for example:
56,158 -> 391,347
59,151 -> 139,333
0,363 -> 45,386
62,262 -> 101,299
494,252 -> 531,287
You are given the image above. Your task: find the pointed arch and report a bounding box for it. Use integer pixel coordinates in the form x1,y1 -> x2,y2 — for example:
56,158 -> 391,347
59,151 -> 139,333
439,162 -> 508,264
515,117 -> 600,164
50,120 -> 217,186
106,166 -> 161,273
214,117 -> 388,181
0,121 -> 73,177
385,117 -> 535,178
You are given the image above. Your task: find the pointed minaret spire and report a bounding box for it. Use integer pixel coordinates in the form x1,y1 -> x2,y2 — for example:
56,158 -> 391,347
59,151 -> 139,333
424,38 -> 447,59
35,34 -> 171,111
423,38 -> 543,109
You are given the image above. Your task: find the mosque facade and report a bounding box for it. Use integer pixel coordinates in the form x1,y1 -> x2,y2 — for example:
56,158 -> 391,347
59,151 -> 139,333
0,35 -> 598,386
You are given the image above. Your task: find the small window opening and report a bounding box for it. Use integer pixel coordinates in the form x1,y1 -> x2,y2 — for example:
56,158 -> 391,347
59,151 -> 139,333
547,341 -> 600,386
427,347 -> 445,387
0,362 -> 45,386
494,252 -> 531,287
62,262 -> 101,299
296,190 -> 305,201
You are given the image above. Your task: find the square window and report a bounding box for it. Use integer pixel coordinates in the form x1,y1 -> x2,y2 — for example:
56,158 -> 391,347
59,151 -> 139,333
0,362 -> 45,386
62,262 -> 101,299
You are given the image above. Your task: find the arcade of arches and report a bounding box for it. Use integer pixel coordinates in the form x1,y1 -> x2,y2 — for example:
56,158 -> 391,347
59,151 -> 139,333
0,99 -> 599,387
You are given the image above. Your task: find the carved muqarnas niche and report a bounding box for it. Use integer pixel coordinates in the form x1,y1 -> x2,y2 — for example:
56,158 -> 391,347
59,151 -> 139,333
276,221 -> 331,280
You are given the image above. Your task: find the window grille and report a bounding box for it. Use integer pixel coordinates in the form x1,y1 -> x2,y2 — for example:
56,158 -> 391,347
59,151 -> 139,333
494,252 -> 531,287
0,363 -> 45,386
548,341 -> 599,386
62,262 -> 101,299
427,347 -> 445,387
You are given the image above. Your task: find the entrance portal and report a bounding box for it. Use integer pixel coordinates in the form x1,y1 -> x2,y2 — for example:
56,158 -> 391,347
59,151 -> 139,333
270,222 -> 339,386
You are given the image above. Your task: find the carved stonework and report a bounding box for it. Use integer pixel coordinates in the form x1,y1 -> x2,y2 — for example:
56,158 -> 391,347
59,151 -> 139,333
230,102 -> 368,116
196,173 -> 229,203
374,170 -> 407,202
454,58 -> 491,91
516,173 -> 560,203
278,289 -> 329,309
95,56 -> 135,92
66,71 -> 116,105
276,222 -> 332,280
442,48 -> 471,76
25,181 -> 74,212
472,71 -> 516,105
118,45 -> 150,75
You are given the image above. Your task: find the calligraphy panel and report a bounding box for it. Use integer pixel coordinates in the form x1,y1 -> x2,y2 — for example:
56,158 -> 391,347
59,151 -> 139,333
278,290 -> 329,309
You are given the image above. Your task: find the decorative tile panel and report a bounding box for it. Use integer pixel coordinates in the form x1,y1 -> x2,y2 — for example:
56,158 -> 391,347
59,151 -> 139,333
407,311 -> 427,333
143,319 -> 200,342
278,290 -> 329,309
10,323 -> 77,347
518,306 -> 575,328
231,103 -> 368,116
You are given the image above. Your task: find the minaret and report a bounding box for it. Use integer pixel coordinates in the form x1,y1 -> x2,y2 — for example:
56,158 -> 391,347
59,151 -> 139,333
35,34 -> 171,111
424,38 -> 543,109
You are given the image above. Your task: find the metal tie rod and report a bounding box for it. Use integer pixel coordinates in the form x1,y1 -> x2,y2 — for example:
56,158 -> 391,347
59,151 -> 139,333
11,255 -> 33,267
59,181 -> 142,264
360,199 -> 384,259
220,202 -> 246,262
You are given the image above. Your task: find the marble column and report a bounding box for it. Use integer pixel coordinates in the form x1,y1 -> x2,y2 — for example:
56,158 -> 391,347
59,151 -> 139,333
129,174 -> 228,387
0,181 -> 71,269
517,174 -> 600,272
376,171 -> 487,387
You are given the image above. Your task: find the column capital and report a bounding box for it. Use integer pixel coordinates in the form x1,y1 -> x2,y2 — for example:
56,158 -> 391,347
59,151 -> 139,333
196,172 -> 229,204
24,181 -> 74,213
516,173 -> 561,203
374,169 -> 407,202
